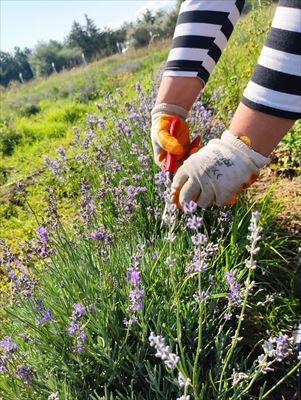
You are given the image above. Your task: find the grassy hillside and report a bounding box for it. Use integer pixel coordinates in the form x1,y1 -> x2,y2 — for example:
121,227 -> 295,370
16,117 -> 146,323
1,4 -> 300,248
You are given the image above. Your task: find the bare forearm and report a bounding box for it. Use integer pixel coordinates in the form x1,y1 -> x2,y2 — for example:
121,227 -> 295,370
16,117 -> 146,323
229,103 -> 295,157
155,76 -> 204,111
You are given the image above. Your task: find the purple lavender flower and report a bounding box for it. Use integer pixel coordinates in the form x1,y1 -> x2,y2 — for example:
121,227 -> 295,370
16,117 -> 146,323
44,156 -> 61,175
149,332 -> 179,369
67,303 -> 89,353
131,143 -> 139,154
82,128 -> 94,148
135,81 -> 142,93
262,335 -> 293,362
34,299 -> 44,312
0,336 -> 17,356
43,309 -> 52,321
86,113 -> 99,125
11,272 -> 36,299
74,329 -> 88,353
178,371 -> 191,388
138,154 -> 150,169
90,230 -> 105,241
0,364 -> 6,373
80,179 -> 96,228
128,268 -> 140,285
154,171 -> 166,186
191,233 -> 207,247
187,215 -> 202,230
77,330 -> 87,342
115,87 -> 123,96
73,303 -> 86,317
124,246 -> 145,326
8,270 -> 15,279
129,288 -> 144,311
224,313 -> 232,321
132,174 -> 141,181
34,299 -> 52,325
225,271 -> 242,305
186,252 -> 208,273
56,146 -> 66,158
16,364 -> 34,384
36,226 -> 49,244
67,322 -> 79,335
98,117 -> 106,130
183,201 -> 197,214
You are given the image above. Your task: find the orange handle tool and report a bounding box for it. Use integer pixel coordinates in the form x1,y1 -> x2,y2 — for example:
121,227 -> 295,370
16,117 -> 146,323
165,117 -> 180,174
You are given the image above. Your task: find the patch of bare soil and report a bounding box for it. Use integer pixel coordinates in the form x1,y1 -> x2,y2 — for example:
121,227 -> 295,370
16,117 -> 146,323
251,166 -> 301,234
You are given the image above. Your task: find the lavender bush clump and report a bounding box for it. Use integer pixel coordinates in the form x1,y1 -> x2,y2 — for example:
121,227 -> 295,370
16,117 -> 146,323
0,65 -> 299,400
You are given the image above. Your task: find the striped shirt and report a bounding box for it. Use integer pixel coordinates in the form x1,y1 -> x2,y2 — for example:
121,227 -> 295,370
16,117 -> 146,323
163,0 -> 301,120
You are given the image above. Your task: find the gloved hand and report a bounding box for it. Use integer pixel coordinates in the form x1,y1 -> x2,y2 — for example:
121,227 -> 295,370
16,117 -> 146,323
171,130 -> 270,208
151,103 -> 192,167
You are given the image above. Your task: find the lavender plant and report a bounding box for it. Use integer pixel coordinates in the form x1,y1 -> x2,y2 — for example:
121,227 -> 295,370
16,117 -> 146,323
0,77 -> 299,400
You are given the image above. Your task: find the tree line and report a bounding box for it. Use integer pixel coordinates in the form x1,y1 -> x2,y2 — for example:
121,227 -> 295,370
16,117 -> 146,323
0,6 -> 180,87
0,0 -> 272,87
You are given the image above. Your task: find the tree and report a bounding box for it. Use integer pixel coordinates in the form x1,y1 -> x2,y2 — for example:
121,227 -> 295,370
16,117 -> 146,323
29,41 -> 81,77
66,15 -> 117,60
0,47 -> 33,87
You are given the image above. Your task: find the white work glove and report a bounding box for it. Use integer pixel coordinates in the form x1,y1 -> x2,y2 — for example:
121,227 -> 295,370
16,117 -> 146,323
151,103 -> 190,167
171,130 -> 270,208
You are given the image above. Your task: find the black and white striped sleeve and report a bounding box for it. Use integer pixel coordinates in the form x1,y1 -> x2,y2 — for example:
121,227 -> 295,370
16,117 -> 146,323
163,0 -> 245,83
242,0 -> 301,120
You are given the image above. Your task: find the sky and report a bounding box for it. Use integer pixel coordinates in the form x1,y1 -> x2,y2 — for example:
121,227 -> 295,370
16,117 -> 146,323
0,0 -> 176,53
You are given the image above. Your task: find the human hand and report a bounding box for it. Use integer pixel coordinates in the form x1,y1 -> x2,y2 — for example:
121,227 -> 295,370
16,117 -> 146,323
151,103 -> 199,167
171,130 -> 270,208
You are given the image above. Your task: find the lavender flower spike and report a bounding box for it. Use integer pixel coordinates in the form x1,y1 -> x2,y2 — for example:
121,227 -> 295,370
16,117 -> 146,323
149,332 -> 179,369
246,211 -> 262,256
0,336 -> 17,357
16,364 -> 34,384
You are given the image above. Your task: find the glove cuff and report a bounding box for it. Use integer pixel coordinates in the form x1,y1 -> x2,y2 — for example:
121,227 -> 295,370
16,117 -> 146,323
222,130 -> 270,168
151,103 -> 188,120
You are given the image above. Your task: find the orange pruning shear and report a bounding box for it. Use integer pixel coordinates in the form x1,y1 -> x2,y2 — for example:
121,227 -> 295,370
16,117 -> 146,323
161,117 -> 201,227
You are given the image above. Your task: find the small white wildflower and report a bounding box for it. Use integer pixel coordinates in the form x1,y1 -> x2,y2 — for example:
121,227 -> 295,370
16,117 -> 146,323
298,351 -> 301,361
245,259 -> 257,269
178,371 -> 191,388
257,293 -> 277,306
244,278 -> 256,291
193,289 -> 210,304
262,340 -> 274,357
246,211 -> 262,256
231,370 -> 249,386
48,393 -> 59,400
231,336 -> 243,343
149,332 -> 179,369
257,354 -> 274,374
177,396 -> 190,400
165,231 -> 176,242
164,256 -> 176,268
